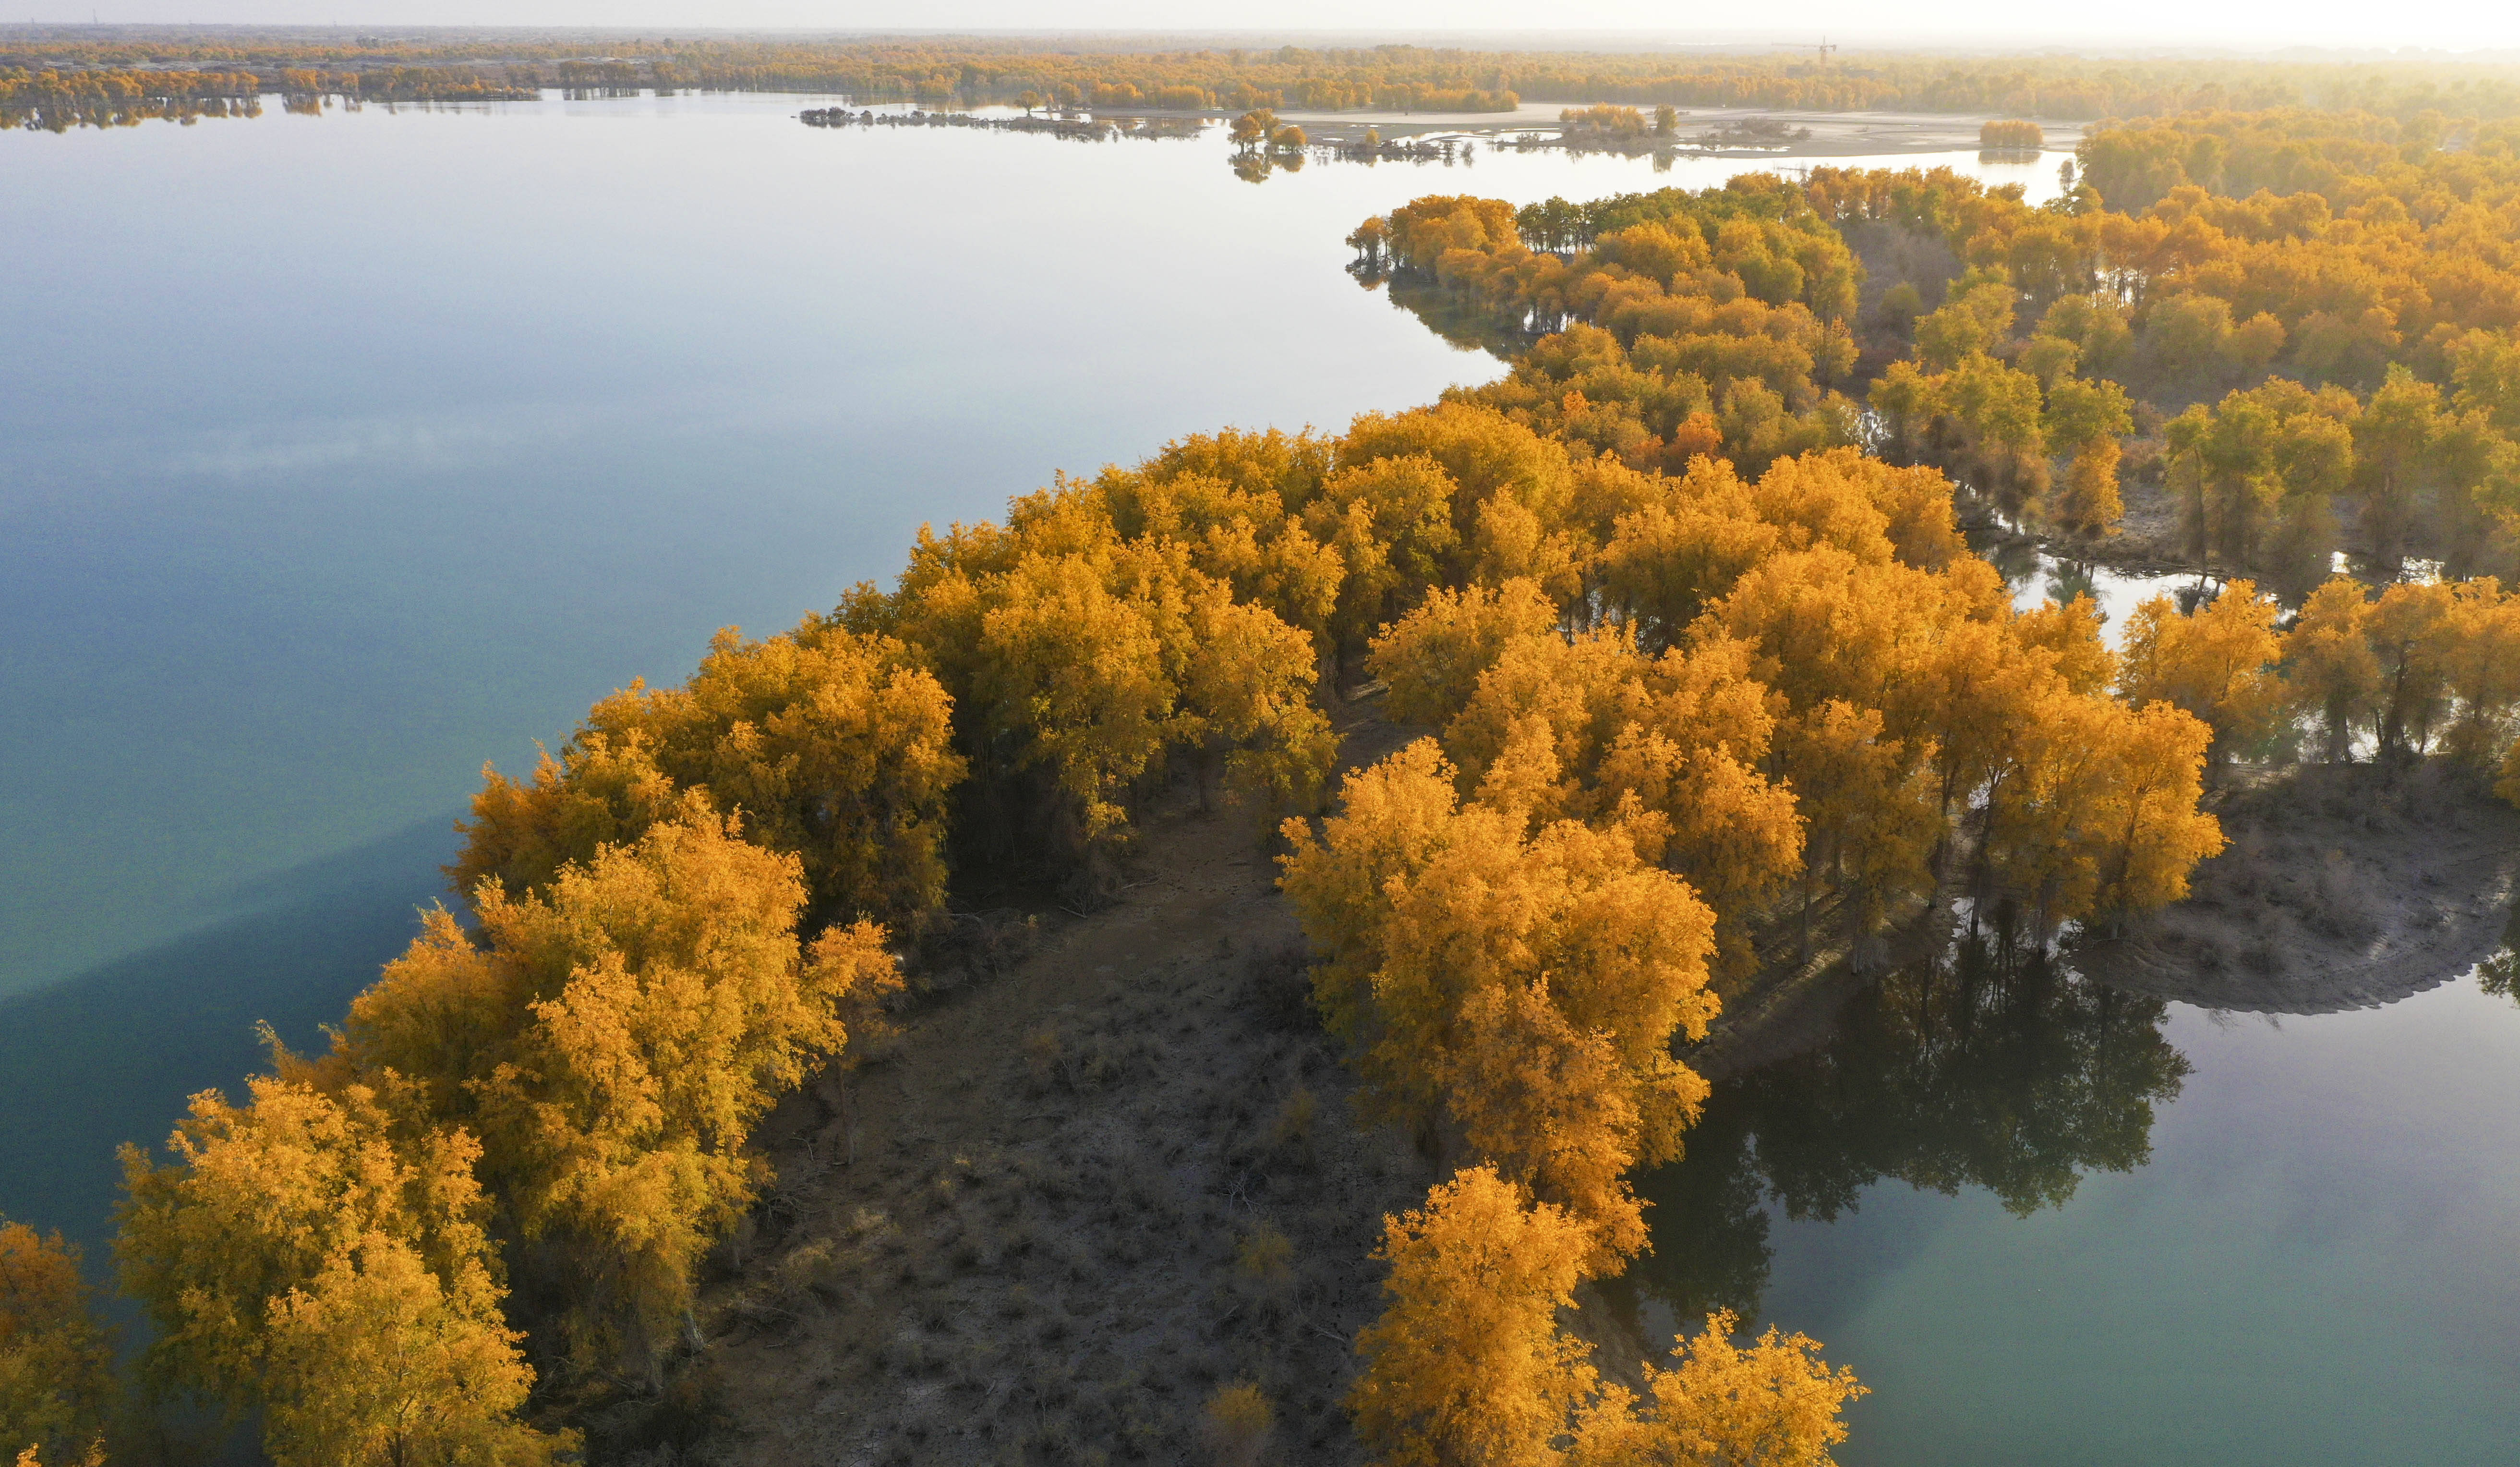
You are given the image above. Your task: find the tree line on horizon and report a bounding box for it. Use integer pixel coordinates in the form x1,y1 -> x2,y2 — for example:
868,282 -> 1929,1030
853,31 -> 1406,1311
17,36 -> 2520,131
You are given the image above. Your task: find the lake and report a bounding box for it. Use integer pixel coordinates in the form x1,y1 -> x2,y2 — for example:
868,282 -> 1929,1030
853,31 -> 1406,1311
1628,944 -> 2520,1466
10,87 -> 2508,1465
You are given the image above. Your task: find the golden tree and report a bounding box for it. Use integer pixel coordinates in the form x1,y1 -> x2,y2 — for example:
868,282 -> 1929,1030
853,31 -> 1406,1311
1366,577 -> 1561,727
2430,578 -> 2520,765
454,620 -> 963,926
261,1233 -> 566,1467
115,1074 -> 563,1460
0,1222 -> 114,1465
1435,625 -> 1799,985
2117,581 -> 2287,764
1772,699 -> 1940,954
2282,577 -> 2382,761
341,811 -> 898,1375
2044,375 -> 2133,534
1349,1167 -> 1597,1467
857,484 -> 1334,861
1281,742 -> 1716,1261
448,732 -> 682,904
1981,690 -> 2221,937
2368,579 -> 2456,756
1569,1310 -> 1866,1467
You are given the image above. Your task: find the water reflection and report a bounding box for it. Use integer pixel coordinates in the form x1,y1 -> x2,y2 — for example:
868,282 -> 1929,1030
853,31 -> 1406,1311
1635,937 -> 2191,1323
1362,267 -> 1531,357
2474,903 -> 2520,1004
1964,521 -> 2216,646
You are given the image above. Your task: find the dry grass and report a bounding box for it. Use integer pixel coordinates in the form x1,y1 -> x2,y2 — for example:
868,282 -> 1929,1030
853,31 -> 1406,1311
2074,759 -> 2520,1013
680,695 -> 1436,1466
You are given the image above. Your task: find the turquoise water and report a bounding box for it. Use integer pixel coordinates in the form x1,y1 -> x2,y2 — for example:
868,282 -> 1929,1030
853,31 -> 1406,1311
16,89 -> 2502,1465
1788,974 -> 2520,1466
1632,947 -> 2520,1465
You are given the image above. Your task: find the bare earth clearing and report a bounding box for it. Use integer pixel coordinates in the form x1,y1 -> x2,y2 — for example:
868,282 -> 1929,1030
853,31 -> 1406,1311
686,696 -> 1435,1467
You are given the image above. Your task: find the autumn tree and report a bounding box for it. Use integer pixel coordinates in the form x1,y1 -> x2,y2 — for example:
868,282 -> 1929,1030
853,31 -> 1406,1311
1913,279 -> 2016,372
852,483 -> 1334,866
1337,402 -> 1589,604
449,731 -> 684,907
1594,449 -> 1962,654
1350,1173 -> 1867,1467
337,810 -> 899,1377
1569,1311 -> 1866,1467
1349,1167 -> 1597,1467
1592,461 -> 1786,653
115,1073 -> 567,1464
1280,742 -> 1717,1261
0,1223 -> 115,1466
1435,625 -> 1799,985
2043,375 -> 2132,535
2352,365 -> 2444,568
2282,577 -> 2383,760
2367,579 -> 2455,756
260,1234 -> 562,1467
1309,453 -> 1467,657
1229,107 -> 1276,150
1093,442 -> 1342,652
453,619 -> 963,927
2117,582 -> 2287,764
1366,578 -> 1561,727
1981,690 -> 2224,938
2085,701 -> 2228,920
2163,381 -> 2359,594
2430,578 -> 2520,765
1772,699 -> 1940,958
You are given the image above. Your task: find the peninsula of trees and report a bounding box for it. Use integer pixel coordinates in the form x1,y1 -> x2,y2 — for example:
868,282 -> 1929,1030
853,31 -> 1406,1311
26,379 -> 2504,1464
14,30 -> 2520,131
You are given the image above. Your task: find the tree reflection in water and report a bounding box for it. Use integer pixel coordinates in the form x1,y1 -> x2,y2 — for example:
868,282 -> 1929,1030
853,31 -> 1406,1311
2474,902 -> 2520,1004
1630,934 -> 2193,1324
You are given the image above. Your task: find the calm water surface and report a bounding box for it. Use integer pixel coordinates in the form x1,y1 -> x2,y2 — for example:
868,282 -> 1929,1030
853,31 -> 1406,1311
1634,950 -> 2520,1466
11,91 -> 2505,1464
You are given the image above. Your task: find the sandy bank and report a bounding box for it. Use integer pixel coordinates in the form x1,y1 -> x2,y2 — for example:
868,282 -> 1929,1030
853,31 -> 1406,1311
2072,762 -> 2520,1015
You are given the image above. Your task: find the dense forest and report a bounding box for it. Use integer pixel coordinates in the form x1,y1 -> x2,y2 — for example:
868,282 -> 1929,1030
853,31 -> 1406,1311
1352,105 -> 2520,596
13,32 -> 2520,130
9,42 -> 2520,1467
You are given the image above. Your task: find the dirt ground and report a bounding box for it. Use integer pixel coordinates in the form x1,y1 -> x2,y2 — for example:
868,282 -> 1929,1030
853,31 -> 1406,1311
678,696 -> 1438,1467
2072,761 -> 2520,1014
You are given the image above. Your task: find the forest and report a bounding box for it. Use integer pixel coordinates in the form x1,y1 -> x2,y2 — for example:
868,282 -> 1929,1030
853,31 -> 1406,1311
14,31 -> 2520,130
9,44 -> 2520,1467
1351,104 -> 2520,594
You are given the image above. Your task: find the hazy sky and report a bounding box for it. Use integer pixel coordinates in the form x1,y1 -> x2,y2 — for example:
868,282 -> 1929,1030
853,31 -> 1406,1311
27,1 -> 2520,53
